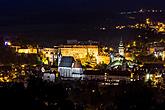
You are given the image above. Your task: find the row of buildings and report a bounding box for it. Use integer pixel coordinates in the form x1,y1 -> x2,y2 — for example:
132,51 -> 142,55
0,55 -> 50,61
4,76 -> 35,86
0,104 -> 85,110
8,40 -> 111,67
5,38 -> 165,78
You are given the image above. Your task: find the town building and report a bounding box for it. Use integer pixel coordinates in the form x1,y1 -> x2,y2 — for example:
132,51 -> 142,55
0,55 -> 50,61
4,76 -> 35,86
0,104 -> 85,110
17,48 -> 38,54
58,56 -> 84,78
40,48 -> 58,65
57,42 -> 110,68
58,45 -> 99,67
147,41 -> 165,61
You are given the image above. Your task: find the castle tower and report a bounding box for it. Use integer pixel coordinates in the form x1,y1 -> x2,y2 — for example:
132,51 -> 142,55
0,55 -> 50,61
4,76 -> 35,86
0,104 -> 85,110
118,37 -> 125,57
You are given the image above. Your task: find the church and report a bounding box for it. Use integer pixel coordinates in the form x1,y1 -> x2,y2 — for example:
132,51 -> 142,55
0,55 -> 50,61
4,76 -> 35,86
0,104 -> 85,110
58,56 -> 84,78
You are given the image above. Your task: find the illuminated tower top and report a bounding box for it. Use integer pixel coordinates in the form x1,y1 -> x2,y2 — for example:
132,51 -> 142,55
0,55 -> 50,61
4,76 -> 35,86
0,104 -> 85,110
119,39 -> 123,47
118,37 -> 125,57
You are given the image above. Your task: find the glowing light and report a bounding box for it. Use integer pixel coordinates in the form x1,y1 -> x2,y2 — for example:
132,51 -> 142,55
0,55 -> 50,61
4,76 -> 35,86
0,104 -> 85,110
41,67 -> 45,72
133,41 -> 136,46
127,44 -> 130,48
109,48 -> 113,51
131,73 -> 134,78
155,74 -> 162,78
21,64 -> 25,68
154,52 -> 158,58
138,35 -> 141,38
4,41 -> 11,46
146,74 -> 150,80
139,65 -> 143,67
146,18 -> 151,25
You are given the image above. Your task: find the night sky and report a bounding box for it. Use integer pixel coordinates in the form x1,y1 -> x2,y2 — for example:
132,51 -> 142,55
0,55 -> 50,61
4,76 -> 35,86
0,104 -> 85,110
0,0 -> 164,45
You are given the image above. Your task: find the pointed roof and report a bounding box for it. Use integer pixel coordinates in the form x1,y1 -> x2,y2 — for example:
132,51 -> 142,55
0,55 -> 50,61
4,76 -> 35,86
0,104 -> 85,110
59,56 -> 74,67
119,37 -> 124,47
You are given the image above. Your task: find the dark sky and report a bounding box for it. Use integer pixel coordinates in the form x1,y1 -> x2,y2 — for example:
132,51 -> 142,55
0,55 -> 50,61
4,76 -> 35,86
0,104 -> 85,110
0,0 -> 164,45
0,0 -> 164,22
0,0 -> 164,25
0,0 -> 164,12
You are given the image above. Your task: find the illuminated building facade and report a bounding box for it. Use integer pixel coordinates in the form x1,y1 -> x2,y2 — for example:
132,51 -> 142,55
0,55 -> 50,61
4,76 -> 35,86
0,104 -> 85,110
125,52 -> 134,61
97,55 -> 110,64
60,45 -> 98,59
147,41 -> 165,61
40,48 -> 58,65
58,56 -> 83,78
59,45 -> 99,66
17,47 -> 58,65
17,48 -> 38,54
58,44 -> 110,67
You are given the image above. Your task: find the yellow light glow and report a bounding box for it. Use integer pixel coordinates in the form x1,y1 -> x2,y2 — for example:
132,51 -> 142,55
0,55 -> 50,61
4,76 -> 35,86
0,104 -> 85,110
131,73 -> 134,78
18,48 -> 37,54
21,64 -> 25,68
139,64 -> 143,67
109,47 -> 113,51
8,42 -> 11,46
133,41 -> 136,46
127,44 -> 130,48
42,58 -> 49,65
146,18 -> 151,25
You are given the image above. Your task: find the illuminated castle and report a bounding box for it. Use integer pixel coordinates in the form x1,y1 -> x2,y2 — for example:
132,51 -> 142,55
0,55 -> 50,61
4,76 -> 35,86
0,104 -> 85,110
58,45 -> 98,68
58,44 -> 110,67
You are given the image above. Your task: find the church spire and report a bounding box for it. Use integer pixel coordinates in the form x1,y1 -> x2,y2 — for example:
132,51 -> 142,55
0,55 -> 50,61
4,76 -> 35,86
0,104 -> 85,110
119,36 -> 123,47
118,36 -> 125,56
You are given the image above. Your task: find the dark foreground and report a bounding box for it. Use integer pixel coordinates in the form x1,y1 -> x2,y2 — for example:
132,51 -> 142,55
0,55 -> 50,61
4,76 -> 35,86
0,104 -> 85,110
1,76 -> 165,110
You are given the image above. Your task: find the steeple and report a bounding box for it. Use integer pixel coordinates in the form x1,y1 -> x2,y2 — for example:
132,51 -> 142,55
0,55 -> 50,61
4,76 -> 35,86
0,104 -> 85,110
118,37 -> 125,56
119,37 -> 123,47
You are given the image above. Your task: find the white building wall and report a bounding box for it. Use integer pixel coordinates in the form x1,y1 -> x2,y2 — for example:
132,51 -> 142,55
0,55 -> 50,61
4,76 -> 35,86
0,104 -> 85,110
72,68 -> 83,74
58,67 -> 72,77
119,47 -> 125,57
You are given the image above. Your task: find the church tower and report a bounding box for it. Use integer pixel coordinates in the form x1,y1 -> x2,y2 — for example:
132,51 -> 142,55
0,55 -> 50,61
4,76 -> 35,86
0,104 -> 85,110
118,37 -> 125,57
